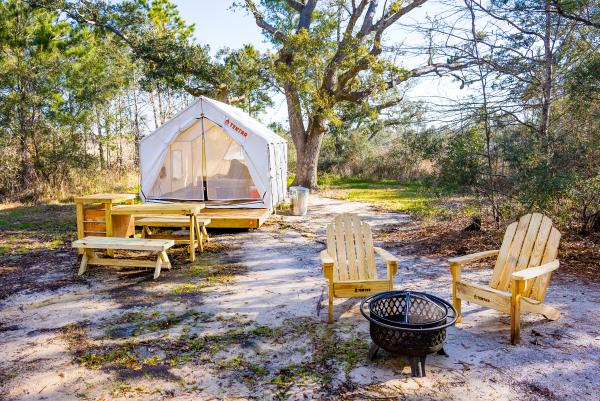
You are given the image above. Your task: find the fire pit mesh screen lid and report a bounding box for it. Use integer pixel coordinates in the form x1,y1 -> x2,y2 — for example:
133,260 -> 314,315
368,291 -> 448,326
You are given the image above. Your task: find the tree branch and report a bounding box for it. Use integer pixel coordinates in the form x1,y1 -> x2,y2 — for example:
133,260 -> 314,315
245,0 -> 285,40
286,0 -> 304,12
552,0 -> 600,29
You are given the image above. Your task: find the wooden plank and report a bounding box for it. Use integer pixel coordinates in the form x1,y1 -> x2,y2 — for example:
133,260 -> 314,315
333,279 -> 392,298
530,227 -> 561,301
136,217 -> 211,227
78,251 -> 88,275
154,256 -> 162,279
343,214 -> 358,280
195,219 -> 204,252
74,193 -> 136,203
521,297 -> 561,320
450,263 -> 462,323
105,201 -> 114,257
362,222 -> 377,279
456,281 -> 511,313
202,218 -> 259,229
351,214 -> 368,280
199,208 -> 270,218
490,221 -> 518,288
113,215 -> 135,238
527,215 -> 553,269
83,221 -> 106,232
189,214 -> 196,262
83,207 -> 107,222
334,215 -> 349,281
512,260 -> 559,281
72,236 -> 174,252
88,258 -> 161,268
111,203 -> 204,215
515,212 -> 543,273
511,279 -> 526,344
326,223 -> 339,281
497,214 -> 533,291
198,208 -> 271,229
76,203 -> 85,240
83,231 -> 107,236
449,249 -> 499,265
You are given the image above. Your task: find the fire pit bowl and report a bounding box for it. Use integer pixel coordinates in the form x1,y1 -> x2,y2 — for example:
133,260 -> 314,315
360,290 -> 458,377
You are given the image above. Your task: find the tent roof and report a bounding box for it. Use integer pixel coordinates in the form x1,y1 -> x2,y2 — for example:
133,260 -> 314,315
140,96 -> 287,145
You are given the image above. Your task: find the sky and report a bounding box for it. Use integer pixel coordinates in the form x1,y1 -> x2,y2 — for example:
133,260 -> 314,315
172,0 -> 468,124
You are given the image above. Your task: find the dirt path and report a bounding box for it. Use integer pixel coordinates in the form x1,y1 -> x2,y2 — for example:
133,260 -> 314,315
1,196 -> 599,400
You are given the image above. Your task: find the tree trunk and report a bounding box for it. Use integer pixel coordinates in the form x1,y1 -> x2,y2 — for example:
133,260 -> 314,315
18,134 -> 35,191
294,128 -> 325,189
540,0 -> 553,140
285,84 -> 326,190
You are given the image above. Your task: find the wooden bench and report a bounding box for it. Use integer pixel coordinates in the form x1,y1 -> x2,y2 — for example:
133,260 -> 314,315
136,216 -> 211,252
72,236 -> 175,279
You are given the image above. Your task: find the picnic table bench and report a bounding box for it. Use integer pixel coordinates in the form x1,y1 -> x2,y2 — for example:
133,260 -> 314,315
72,236 -> 175,279
111,203 -> 204,262
136,215 -> 211,252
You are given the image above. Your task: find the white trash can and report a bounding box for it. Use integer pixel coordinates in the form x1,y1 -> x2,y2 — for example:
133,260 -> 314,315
289,186 -> 309,216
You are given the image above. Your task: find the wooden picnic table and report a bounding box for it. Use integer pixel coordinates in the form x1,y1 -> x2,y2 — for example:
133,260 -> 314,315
75,193 -> 137,257
111,203 -> 205,262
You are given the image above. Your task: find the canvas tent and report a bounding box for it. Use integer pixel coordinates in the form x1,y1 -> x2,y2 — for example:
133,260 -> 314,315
140,96 -> 287,209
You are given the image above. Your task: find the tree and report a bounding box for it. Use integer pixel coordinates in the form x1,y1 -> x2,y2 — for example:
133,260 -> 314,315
244,0 -> 473,189
0,0 -> 73,196
28,0 -> 231,99
218,44 -> 274,116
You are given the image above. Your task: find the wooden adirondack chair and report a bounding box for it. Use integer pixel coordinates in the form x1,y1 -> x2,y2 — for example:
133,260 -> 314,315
449,213 -> 562,344
321,213 -> 398,323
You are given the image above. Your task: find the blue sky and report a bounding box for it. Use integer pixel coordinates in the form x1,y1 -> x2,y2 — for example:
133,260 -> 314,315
173,1 -> 269,54
172,0 -> 466,124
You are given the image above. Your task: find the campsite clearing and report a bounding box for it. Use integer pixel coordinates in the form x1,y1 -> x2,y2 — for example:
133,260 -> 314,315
1,196 -> 599,400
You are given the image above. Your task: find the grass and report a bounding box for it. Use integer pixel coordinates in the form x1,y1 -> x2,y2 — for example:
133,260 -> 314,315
316,176 -> 448,218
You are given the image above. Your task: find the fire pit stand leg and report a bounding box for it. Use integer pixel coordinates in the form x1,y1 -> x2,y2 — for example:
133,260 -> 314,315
408,356 -> 427,377
368,343 -> 379,360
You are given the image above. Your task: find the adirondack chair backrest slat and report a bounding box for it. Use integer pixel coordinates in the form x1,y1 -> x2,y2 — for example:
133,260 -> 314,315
326,213 -> 377,282
488,213 -> 561,301
530,227 -> 561,301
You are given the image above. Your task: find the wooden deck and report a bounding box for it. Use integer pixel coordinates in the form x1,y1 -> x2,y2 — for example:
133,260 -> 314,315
199,208 -> 272,229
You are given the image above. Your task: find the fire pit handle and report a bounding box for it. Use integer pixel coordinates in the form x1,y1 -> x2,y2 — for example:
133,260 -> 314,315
359,291 -> 458,332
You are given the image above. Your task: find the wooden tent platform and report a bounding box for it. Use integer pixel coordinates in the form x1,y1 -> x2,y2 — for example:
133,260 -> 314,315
199,208 -> 272,229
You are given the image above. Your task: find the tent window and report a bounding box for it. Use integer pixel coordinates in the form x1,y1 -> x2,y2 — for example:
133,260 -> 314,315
148,121 -> 204,200
172,150 -> 183,180
204,123 -> 261,200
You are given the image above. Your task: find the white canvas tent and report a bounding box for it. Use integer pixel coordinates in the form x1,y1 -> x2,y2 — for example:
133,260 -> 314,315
140,96 -> 287,209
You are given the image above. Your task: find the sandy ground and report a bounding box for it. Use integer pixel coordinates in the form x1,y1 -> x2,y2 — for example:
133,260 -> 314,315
1,195 -> 599,401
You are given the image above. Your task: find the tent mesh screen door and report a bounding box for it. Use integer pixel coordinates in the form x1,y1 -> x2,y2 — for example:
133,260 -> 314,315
148,121 -> 204,200
204,121 -> 260,201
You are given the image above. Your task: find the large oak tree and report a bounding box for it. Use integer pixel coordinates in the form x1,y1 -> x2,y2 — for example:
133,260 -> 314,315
244,0 -> 471,188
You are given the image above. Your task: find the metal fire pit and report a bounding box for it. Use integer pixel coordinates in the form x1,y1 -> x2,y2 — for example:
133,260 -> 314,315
360,291 -> 458,377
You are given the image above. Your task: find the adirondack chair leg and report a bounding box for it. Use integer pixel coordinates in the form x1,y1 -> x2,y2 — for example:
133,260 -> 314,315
202,225 -> 209,242
450,263 -> 462,323
511,280 -> 525,345
78,251 -> 89,276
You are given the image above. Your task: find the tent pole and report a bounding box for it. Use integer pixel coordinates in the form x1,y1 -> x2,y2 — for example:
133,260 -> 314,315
201,116 -> 208,202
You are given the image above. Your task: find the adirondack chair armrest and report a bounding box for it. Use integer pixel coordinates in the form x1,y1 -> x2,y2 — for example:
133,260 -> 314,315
320,250 -> 335,279
448,249 -> 499,266
374,247 -> 398,275
512,260 -> 560,281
